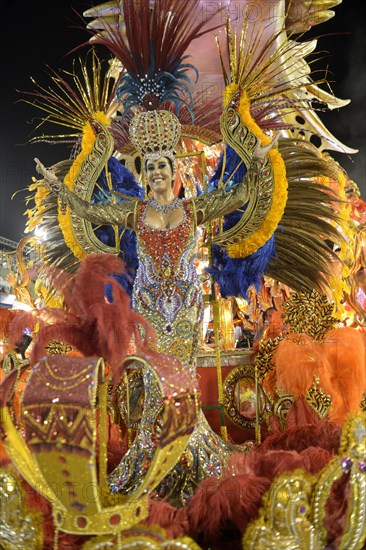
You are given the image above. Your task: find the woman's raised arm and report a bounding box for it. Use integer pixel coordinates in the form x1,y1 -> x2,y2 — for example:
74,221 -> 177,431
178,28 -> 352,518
34,158 -> 138,230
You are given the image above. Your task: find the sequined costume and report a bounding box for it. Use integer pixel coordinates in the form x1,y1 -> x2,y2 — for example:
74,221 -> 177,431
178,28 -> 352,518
59,166 -> 256,504
132,200 -> 203,370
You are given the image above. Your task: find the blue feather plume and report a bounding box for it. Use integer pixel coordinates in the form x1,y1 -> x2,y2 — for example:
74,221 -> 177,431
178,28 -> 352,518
116,43 -> 198,120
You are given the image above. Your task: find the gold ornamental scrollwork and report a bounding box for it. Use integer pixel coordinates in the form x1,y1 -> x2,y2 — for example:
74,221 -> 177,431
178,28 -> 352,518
223,365 -> 270,429
305,376 -> 332,419
272,391 -> 295,431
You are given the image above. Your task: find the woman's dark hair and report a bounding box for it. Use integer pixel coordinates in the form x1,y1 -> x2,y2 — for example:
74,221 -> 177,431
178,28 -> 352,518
145,156 -> 174,173
165,157 -> 174,173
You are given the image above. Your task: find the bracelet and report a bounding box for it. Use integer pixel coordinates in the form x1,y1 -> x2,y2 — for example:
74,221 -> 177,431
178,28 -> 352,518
251,156 -> 266,166
50,179 -> 62,193
249,156 -> 267,176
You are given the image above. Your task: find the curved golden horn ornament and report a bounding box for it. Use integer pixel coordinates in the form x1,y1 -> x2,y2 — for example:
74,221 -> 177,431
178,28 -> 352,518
0,352 -> 200,538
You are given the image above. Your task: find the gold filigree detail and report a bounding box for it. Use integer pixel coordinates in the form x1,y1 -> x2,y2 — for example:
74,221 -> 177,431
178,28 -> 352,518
223,365 -> 269,429
272,390 -> 295,431
305,376 -> 332,419
282,289 -> 338,342
255,335 -> 284,382
212,95 -> 276,249
312,413 -> 366,549
243,469 -> 317,548
129,110 -> 181,160
68,119 -> 116,257
253,290 -> 339,429
44,340 -> 74,355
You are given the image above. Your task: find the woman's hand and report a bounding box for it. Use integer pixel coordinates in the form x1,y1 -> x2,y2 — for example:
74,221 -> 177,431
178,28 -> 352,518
253,134 -> 279,160
34,157 -> 62,193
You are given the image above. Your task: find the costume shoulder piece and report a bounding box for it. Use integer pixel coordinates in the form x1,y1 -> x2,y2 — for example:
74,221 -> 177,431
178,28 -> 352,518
23,54 -> 144,281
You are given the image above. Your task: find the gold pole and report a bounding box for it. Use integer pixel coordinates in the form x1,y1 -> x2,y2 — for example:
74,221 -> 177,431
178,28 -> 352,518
207,222 -> 228,440
106,166 -> 120,253
254,363 -> 261,444
124,371 -> 133,448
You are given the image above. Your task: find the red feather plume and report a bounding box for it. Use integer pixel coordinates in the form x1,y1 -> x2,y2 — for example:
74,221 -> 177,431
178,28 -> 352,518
86,0 -> 225,76
10,254 -> 155,388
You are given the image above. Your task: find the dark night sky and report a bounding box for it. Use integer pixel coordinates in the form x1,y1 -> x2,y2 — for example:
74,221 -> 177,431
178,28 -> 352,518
1,0 -> 365,242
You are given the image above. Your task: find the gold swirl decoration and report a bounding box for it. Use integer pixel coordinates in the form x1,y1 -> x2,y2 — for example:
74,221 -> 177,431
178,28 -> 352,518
252,290 -> 340,427
212,88 -> 288,258
59,115 -> 117,260
243,412 -> 366,549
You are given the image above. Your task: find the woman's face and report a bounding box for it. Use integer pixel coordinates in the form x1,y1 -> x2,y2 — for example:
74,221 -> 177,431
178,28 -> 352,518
146,157 -> 173,194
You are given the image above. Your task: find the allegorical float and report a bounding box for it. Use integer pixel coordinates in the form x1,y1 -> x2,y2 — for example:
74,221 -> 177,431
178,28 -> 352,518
1,1 -> 365,549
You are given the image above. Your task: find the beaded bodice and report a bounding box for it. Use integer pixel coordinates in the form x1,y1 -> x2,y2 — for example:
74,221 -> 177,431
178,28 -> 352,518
132,200 -> 202,337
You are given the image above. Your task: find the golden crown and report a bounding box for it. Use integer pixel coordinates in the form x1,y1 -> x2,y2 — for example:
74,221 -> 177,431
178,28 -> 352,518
129,110 -> 181,163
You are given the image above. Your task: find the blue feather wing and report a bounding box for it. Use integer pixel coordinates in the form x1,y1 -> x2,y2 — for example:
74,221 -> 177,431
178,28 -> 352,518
206,144 -> 277,298
92,157 -> 143,298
